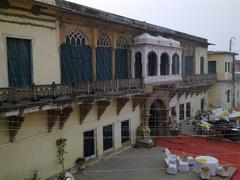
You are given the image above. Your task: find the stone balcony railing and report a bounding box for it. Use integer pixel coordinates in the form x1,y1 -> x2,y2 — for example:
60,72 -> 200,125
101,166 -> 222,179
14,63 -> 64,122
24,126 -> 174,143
0,79 -> 143,105
182,74 -> 217,87
143,75 -> 182,85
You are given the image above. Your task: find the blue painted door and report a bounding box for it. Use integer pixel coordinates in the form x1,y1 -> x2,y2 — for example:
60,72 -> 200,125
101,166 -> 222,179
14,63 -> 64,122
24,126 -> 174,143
96,47 -> 112,81
61,44 -> 92,84
7,38 -> 32,87
185,56 -> 193,76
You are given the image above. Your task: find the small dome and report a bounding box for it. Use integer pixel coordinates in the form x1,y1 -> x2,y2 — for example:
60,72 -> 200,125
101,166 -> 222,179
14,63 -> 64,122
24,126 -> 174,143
169,38 -> 181,47
133,33 -> 181,48
133,33 -> 159,45
156,36 -> 171,46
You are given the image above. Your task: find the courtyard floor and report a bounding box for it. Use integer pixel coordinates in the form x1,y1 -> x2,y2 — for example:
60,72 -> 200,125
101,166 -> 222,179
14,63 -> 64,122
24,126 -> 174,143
75,146 -> 231,180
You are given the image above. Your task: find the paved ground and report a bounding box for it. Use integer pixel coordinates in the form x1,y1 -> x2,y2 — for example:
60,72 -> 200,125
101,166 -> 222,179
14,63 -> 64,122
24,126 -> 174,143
181,120 -> 195,135
75,147 -> 229,180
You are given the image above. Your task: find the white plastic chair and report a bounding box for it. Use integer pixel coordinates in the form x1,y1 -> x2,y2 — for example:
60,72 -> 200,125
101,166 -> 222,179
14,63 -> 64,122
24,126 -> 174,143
187,156 -> 194,166
177,156 -> 189,173
167,163 -> 178,175
216,165 -> 229,177
164,148 -> 177,175
165,158 -> 177,175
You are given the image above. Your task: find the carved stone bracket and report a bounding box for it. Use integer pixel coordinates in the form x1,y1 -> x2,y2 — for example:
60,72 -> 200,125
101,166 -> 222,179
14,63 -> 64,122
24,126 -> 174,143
48,109 -> 61,132
97,100 -> 111,120
59,107 -> 73,129
9,116 -> 25,142
185,91 -> 190,98
169,90 -> 177,101
79,102 -> 94,124
177,89 -> 184,100
132,96 -> 141,111
116,98 -> 129,115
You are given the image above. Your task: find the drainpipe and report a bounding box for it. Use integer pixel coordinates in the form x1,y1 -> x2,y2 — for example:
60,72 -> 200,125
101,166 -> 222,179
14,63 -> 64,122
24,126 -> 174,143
233,53 -> 236,108
230,37 -> 236,108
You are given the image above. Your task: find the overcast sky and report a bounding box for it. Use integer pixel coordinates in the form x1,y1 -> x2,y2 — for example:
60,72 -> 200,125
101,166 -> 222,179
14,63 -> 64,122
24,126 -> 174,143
68,0 -> 239,58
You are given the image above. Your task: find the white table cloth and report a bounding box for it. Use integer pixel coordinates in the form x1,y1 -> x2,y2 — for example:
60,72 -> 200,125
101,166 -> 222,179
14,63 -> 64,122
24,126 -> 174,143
194,156 -> 219,176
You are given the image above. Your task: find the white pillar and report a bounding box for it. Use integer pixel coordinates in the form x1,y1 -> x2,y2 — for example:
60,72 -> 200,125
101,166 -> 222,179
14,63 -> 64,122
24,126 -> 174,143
169,51 -> 173,75
159,50 -> 162,76
179,52 -> 182,75
142,49 -> 147,78
157,50 -> 161,76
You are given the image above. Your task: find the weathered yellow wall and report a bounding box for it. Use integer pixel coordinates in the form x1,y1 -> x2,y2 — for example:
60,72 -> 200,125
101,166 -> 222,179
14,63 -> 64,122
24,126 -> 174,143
0,7 -> 60,87
208,82 -> 234,110
208,53 -> 233,80
207,53 -> 235,110
235,81 -> 240,107
0,100 -> 141,180
195,47 -> 208,74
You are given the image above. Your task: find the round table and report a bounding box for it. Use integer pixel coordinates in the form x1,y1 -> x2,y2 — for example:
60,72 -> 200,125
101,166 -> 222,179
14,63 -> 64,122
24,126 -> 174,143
194,156 -> 219,176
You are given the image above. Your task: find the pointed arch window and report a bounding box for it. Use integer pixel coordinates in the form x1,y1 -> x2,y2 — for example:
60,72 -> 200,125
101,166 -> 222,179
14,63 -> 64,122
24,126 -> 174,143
97,34 -> 110,47
116,38 -> 128,49
96,34 -> 112,80
65,31 -> 89,46
61,30 -> 92,84
116,38 -> 128,79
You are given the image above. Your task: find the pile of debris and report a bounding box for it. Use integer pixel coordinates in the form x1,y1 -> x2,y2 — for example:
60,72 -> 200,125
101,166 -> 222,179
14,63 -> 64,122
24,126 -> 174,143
193,108 -> 240,142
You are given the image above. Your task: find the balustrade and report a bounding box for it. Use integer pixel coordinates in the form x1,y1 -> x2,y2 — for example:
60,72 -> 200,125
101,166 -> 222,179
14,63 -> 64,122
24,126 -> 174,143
0,79 -> 143,104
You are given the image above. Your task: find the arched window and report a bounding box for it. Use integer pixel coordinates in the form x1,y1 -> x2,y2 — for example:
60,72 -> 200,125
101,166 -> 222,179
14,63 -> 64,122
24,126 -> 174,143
160,53 -> 169,75
61,30 -> 92,84
148,51 -> 157,76
172,53 -> 180,75
115,38 -> 128,79
97,34 -> 110,47
116,38 -> 128,49
135,52 -> 142,78
96,34 -> 112,80
65,31 -> 88,45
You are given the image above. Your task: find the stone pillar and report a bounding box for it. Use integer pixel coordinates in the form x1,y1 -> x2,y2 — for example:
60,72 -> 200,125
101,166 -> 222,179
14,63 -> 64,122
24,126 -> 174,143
92,48 -> 96,81
159,50 -> 162,76
91,28 -> 97,81
142,49 -> 147,78
112,48 -> 116,79
179,52 -> 182,75
157,51 -> 161,76
136,97 -> 154,148
169,52 -> 173,75
112,32 -> 117,80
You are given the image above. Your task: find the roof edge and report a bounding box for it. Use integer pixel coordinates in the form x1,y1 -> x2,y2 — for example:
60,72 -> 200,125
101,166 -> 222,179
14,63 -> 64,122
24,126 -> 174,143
51,0 -> 209,45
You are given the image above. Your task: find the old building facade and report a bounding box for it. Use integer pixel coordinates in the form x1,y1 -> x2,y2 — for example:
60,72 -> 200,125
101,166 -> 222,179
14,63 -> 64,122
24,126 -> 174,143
208,51 -> 239,110
0,0 -> 217,179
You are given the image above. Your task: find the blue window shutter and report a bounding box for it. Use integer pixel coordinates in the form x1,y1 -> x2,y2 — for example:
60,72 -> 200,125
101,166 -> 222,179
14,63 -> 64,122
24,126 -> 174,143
96,47 -> 112,81
61,44 -> 92,84
115,49 -> 128,79
7,38 -> 32,87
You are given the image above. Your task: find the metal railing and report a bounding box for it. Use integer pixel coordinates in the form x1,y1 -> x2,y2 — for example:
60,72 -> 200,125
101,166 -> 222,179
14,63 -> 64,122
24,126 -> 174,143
0,79 -> 143,104
182,74 -> 217,86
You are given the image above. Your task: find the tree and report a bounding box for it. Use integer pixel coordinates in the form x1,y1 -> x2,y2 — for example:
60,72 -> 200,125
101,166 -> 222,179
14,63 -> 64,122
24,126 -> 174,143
56,138 -> 67,171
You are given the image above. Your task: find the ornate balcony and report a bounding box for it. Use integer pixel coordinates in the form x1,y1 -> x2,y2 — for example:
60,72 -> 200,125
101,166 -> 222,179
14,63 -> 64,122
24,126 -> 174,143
143,75 -> 182,85
182,74 -> 217,87
0,79 -> 144,113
